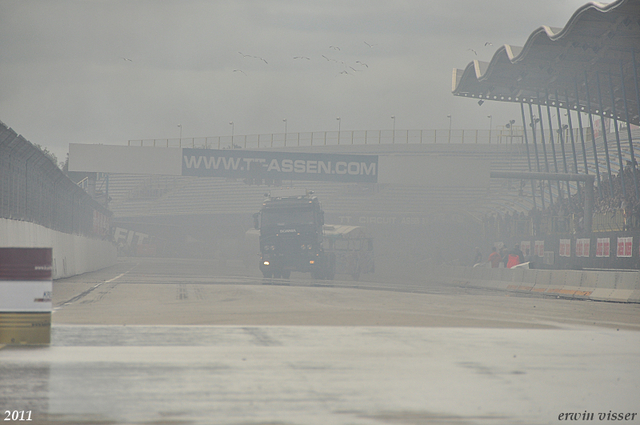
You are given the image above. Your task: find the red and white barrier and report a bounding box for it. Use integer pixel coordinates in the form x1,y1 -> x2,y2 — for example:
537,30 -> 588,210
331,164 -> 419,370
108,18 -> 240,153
442,265 -> 640,303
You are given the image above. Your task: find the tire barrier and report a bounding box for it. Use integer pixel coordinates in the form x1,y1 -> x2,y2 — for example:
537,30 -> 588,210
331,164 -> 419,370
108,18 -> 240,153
442,265 -> 640,303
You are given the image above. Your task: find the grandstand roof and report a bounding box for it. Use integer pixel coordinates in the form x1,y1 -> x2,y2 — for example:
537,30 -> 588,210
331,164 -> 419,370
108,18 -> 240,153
452,0 -> 640,125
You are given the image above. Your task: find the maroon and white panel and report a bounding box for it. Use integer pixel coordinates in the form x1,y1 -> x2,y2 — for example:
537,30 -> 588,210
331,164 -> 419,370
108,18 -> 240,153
0,248 -> 53,312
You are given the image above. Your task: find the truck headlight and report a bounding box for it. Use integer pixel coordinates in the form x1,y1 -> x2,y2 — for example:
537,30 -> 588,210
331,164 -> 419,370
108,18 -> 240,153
263,261 -> 270,266
309,260 -> 315,264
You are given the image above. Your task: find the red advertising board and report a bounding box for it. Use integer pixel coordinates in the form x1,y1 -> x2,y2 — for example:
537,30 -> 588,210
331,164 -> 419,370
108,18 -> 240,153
559,239 -> 571,257
596,238 -> 610,257
575,238 -> 590,258
617,237 -> 633,258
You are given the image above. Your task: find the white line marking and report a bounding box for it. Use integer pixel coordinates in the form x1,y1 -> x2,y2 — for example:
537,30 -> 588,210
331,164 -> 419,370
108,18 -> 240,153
54,264 -> 138,310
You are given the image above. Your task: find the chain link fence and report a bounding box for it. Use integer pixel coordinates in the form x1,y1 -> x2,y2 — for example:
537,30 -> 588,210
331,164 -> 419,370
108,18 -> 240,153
0,121 -> 111,237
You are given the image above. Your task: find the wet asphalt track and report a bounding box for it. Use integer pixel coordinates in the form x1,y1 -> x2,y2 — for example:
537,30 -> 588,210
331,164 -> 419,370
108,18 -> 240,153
1,258 -> 639,425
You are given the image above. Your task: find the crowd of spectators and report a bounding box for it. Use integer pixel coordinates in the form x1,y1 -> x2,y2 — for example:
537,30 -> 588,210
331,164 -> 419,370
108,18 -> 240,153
595,161 -> 640,224
483,162 -> 640,238
483,210 -> 530,239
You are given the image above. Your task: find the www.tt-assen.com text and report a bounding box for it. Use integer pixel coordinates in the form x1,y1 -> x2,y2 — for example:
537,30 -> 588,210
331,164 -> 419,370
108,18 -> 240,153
184,155 -> 377,177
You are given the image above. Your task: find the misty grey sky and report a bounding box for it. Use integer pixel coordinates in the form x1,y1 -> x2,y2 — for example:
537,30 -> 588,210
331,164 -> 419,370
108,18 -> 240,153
1,0 -> 590,161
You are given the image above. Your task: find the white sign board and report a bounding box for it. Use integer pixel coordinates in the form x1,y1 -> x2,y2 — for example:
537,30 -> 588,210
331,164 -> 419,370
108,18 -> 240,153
0,281 -> 52,312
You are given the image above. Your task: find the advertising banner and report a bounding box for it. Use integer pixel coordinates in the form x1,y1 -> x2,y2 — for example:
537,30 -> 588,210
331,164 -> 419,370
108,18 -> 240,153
617,237 -> 633,258
0,248 -> 52,312
596,238 -> 610,257
575,238 -> 590,258
520,241 -> 531,257
182,148 -> 378,183
0,281 -> 52,312
559,239 -> 571,257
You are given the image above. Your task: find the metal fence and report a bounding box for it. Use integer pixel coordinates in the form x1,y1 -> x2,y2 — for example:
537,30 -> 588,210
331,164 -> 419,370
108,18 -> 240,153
129,127 -> 571,149
127,127 -> 591,150
0,121 -> 111,237
592,210 -> 626,232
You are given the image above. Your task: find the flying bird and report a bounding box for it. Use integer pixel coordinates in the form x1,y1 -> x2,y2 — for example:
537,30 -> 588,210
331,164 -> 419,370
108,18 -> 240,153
322,55 -> 337,62
364,41 -> 378,48
468,48 -> 478,55
233,69 -> 247,75
484,42 -> 493,46
356,60 -> 368,68
238,52 -> 268,64
293,56 -> 311,60
329,45 -> 341,51
121,57 -> 133,62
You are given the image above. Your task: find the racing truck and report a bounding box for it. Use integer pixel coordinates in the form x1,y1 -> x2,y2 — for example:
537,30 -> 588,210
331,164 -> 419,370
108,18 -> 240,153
253,190 -> 335,279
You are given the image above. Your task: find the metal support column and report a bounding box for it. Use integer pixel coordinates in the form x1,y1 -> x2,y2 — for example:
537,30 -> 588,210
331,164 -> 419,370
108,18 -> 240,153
595,72 -> 615,195
584,178 -> 594,233
564,89 -> 583,203
520,102 -> 537,209
584,71 -> 603,198
621,60 -> 639,200
554,90 -> 572,200
574,81 -> 591,179
633,50 -> 640,126
528,103 -> 546,209
537,95 -> 554,205
528,104 -> 542,173
609,72 -> 626,197
544,90 -> 564,199
631,49 -> 640,197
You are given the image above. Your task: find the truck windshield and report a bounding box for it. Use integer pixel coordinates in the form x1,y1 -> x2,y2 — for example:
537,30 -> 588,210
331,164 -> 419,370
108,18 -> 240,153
262,209 -> 315,227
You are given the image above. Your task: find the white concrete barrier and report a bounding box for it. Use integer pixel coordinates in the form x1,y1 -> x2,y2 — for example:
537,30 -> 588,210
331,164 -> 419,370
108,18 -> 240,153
628,290 -> 640,303
0,219 -> 116,279
441,265 -> 640,303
